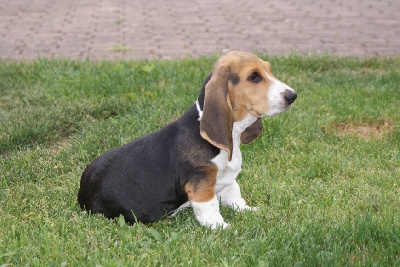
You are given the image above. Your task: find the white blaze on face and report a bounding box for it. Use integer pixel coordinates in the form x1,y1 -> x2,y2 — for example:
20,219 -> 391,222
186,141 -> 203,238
265,71 -> 296,116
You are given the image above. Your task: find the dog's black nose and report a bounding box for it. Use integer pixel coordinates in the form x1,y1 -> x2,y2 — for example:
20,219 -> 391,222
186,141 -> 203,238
284,89 -> 297,104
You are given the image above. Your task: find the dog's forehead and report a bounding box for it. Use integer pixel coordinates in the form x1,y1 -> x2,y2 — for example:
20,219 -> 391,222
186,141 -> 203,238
219,51 -> 259,64
217,52 -> 269,74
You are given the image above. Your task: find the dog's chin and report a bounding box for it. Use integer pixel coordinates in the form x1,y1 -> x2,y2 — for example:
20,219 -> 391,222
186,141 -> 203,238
283,103 -> 293,112
263,104 -> 293,117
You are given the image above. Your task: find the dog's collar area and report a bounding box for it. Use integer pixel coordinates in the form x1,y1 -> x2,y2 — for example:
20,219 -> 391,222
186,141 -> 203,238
233,115 -> 257,134
195,99 -> 203,121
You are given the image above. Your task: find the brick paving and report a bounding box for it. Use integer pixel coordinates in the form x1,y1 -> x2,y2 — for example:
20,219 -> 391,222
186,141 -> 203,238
0,0 -> 399,60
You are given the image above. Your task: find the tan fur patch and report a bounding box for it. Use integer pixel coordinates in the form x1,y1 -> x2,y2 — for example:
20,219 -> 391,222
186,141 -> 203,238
185,165 -> 218,202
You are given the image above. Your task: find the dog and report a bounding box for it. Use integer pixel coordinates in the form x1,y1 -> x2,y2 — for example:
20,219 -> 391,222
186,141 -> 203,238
78,51 -> 297,229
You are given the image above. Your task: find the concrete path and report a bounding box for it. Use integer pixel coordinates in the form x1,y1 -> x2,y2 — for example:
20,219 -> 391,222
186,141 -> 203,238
0,0 -> 399,60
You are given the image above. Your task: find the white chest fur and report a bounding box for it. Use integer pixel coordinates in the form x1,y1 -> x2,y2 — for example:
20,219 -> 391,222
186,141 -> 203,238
212,115 -> 257,193
172,109 -> 258,228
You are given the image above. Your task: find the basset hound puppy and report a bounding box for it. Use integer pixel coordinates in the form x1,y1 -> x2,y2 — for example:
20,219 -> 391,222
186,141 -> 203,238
78,51 -> 297,229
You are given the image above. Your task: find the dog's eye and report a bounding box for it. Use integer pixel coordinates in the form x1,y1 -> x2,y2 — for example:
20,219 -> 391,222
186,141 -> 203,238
248,72 -> 261,83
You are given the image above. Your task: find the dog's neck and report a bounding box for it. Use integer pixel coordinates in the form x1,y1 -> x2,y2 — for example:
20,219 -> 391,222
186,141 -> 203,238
232,115 -> 257,134
195,99 -> 257,141
196,73 -> 211,113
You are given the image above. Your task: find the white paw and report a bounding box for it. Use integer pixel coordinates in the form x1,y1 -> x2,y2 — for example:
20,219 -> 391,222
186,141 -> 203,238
232,205 -> 260,212
241,205 -> 259,212
251,206 -> 259,211
191,195 -> 229,230
226,202 -> 259,212
208,221 -> 229,230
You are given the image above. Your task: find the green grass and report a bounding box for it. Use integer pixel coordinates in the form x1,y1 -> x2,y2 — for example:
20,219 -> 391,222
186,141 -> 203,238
1,55 -> 399,266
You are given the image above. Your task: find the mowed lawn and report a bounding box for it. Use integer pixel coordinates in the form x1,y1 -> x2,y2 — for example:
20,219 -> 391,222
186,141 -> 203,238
0,55 -> 399,266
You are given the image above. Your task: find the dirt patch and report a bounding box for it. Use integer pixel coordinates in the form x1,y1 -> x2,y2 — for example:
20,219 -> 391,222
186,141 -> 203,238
328,118 -> 393,141
48,137 -> 71,155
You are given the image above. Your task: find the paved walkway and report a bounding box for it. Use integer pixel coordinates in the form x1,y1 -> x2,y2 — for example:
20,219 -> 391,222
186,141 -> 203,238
0,0 -> 399,60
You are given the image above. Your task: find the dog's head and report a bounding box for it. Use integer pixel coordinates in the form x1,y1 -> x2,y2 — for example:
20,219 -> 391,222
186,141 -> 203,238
200,51 -> 297,160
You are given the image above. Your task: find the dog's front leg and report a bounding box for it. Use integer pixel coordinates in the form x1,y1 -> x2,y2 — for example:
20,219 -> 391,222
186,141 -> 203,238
190,195 -> 228,229
185,167 -> 228,229
217,181 -> 258,211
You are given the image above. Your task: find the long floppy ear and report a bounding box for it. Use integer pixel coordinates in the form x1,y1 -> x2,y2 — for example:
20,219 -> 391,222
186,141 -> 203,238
200,71 -> 234,161
241,118 -> 263,144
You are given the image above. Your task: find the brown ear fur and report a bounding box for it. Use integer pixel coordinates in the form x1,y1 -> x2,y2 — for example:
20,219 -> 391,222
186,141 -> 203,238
200,71 -> 234,161
241,118 -> 263,144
